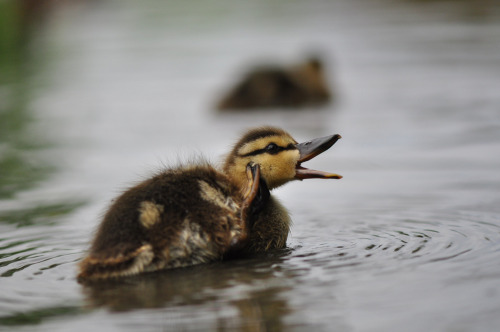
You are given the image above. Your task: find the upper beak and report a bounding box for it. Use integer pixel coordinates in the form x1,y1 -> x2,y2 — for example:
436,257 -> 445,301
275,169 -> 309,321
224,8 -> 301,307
295,134 -> 342,180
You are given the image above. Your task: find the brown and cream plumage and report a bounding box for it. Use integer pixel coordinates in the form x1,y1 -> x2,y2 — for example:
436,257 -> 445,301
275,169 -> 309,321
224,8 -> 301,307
216,57 -> 332,110
77,126 -> 341,281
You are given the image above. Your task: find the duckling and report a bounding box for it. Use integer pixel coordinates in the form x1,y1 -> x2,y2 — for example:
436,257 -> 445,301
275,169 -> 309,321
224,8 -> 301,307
77,127 -> 341,281
217,57 -> 332,111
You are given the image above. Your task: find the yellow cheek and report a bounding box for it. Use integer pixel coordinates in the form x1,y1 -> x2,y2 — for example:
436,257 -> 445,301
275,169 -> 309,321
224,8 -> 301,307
256,151 -> 299,188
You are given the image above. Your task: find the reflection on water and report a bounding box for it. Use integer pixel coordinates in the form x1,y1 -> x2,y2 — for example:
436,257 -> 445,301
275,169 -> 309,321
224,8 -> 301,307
0,202 -> 84,228
0,1 -> 52,199
0,2 -> 87,328
82,250 -> 292,330
1,0 -> 500,331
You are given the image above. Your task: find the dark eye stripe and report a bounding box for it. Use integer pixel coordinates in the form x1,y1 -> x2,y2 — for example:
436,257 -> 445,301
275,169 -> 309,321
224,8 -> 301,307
240,143 -> 296,157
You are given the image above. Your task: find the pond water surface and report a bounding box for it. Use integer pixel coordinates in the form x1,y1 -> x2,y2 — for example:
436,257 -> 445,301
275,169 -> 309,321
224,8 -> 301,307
1,0 -> 500,331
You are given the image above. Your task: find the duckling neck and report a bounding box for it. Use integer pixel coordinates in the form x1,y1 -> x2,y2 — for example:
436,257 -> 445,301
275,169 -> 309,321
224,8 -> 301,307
247,176 -> 270,220
244,180 -> 291,252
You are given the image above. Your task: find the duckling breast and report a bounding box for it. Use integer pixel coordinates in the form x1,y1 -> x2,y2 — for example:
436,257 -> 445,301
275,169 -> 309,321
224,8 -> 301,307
244,195 -> 291,252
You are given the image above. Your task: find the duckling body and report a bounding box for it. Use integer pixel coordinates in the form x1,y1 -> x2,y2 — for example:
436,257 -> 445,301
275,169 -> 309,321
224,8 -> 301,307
217,57 -> 332,110
78,127 -> 341,281
79,164 -> 246,280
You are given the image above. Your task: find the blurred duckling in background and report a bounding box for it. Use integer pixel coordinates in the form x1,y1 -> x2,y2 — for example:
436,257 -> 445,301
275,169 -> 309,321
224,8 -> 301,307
217,57 -> 332,111
78,127 -> 341,281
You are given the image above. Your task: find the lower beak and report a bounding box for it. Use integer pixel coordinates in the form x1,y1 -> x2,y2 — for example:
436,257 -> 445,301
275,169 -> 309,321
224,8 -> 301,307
295,134 -> 342,180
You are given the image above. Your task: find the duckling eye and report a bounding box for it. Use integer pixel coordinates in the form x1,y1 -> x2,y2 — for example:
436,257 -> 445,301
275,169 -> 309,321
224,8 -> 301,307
265,143 -> 280,154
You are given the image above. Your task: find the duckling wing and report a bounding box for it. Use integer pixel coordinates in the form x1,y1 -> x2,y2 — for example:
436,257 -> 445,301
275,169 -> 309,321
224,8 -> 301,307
78,165 -> 247,281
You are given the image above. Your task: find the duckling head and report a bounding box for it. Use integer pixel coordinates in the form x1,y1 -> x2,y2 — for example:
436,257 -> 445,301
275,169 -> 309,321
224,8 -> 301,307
223,126 -> 341,191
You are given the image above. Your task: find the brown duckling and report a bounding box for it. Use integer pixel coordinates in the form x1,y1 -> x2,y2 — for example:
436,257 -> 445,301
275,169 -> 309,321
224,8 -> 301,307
77,127 -> 341,281
217,57 -> 332,111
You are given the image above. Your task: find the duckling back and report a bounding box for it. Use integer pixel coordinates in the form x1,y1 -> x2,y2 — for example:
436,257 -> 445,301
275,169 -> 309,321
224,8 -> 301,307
78,164 -> 245,281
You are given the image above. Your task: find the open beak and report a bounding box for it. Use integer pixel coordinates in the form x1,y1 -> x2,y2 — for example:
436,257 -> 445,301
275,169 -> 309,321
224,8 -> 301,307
295,134 -> 342,180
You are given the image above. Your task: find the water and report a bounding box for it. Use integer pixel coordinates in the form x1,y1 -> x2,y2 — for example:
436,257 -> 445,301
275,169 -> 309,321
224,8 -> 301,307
1,0 -> 500,331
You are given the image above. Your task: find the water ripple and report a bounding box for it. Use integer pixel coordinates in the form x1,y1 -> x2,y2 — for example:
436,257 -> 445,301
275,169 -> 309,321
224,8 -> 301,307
288,210 -> 500,277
